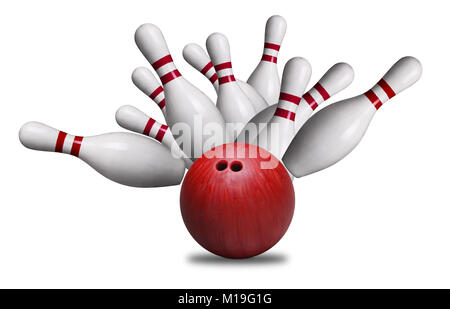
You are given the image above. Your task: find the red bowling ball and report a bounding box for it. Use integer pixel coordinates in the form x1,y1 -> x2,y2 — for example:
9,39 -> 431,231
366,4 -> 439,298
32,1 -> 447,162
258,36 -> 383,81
180,143 -> 295,259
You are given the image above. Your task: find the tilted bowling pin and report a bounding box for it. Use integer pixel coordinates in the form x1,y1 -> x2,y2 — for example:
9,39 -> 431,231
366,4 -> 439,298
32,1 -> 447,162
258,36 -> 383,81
206,33 -> 256,133
236,62 -> 355,142
115,105 -> 193,168
283,56 -> 422,178
255,57 -> 311,159
131,67 -> 167,117
247,15 -> 287,106
19,121 -> 185,187
135,24 -> 226,159
182,43 -> 268,113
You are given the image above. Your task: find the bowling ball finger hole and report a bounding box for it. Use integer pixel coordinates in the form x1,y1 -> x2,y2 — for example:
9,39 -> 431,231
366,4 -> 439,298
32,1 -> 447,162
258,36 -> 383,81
216,160 -> 228,171
230,161 -> 243,172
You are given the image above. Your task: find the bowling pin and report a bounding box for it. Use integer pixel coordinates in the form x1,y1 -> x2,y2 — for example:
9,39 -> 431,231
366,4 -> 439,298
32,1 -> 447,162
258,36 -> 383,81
182,43 -> 268,113
19,121 -> 186,187
206,32 -> 256,133
115,105 -> 193,168
283,56 -> 422,177
247,15 -> 287,106
131,67 -> 167,117
135,24 -> 226,159
236,62 -> 355,142
255,57 -> 311,159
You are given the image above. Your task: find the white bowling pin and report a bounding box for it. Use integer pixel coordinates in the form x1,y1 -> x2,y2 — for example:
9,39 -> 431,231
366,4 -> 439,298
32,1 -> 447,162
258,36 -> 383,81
182,43 -> 268,113
19,121 -> 186,187
131,67 -> 167,117
135,24 -> 226,159
256,57 -> 311,159
236,62 -> 355,142
283,56 -> 422,177
206,32 -> 256,133
115,105 -> 193,168
247,15 -> 287,105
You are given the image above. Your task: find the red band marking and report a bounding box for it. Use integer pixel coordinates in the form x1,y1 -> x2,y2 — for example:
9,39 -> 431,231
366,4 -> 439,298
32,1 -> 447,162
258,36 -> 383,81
261,55 -> 277,63
314,83 -> 330,100
214,62 -> 232,71
55,131 -> 67,153
264,43 -> 280,51
201,62 -> 214,74
364,89 -> 382,110
274,108 -> 295,121
279,92 -> 301,105
378,79 -> 396,99
209,73 -> 218,84
158,98 -> 166,110
71,136 -> 83,157
160,70 -> 181,85
152,55 -> 173,70
218,75 -> 236,85
302,92 -> 318,110
155,124 -> 168,142
143,118 -> 156,136
150,86 -> 163,100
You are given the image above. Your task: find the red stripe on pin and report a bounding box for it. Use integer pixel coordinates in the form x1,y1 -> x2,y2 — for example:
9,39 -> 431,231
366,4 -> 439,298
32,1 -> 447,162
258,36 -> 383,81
152,55 -> 173,70
264,43 -> 280,51
364,89 -> 382,110
261,55 -> 277,63
214,62 -> 232,71
143,118 -> 156,136
201,62 -> 214,74
279,92 -> 301,105
160,70 -> 181,85
302,92 -> 318,110
209,73 -> 218,84
274,108 -> 295,121
155,124 -> 168,142
218,75 -> 236,85
150,86 -> 163,100
158,98 -> 166,110
55,131 -> 67,153
70,136 -> 83,157
314,83 -> 330,100
378,79 -> 396,99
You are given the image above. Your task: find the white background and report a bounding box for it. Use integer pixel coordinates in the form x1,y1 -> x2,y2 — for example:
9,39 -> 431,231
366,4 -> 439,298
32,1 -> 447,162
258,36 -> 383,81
1,0 -> 449,288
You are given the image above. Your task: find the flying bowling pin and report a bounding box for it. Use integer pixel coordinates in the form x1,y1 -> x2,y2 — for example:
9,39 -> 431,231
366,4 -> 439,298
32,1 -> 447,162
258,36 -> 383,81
182,43 -> 268,113
115,105 -> 193,168
131,67 -> 167,117
283,56 -> 422,178
247,15 -> 287,105
135,24 -> 226,159
19,121 -> 186,187
236,62 -> 355,142
255,57 -> 311,159
206,32 -> 256,133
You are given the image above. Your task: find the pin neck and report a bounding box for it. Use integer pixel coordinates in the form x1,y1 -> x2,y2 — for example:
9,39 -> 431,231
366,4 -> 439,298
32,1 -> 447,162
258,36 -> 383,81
143,118 -> 168,142
160,70 -> 181,85
150,86 -> 163,100
201,62 -> 219,85
261,42 -> 280,63
157,98 -> 166,110
201,62 -> 214,74
148,86 -> 166,110
152,55 -> 174,70
302,83 -> 331,111
214,62 -> 235,85
274,108 -> 295,121
55,131 -> 83,157
364,79 -> 396,110
151,54 -> 181,85
273,92 -> 301,121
